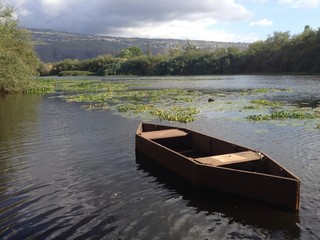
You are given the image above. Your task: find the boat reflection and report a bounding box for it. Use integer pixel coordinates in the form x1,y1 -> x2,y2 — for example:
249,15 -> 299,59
136,152 -> 301,238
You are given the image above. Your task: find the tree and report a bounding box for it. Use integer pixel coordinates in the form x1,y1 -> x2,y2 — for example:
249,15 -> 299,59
118,46 -> 144,59
183,40 -> 199,55
0,1 -> 39,93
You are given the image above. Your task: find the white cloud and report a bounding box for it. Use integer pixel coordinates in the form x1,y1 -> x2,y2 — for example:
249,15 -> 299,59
249,18 -> 273,26
112,20 -> 258,42
278,0 -> 320,8
239,0 -> 268,3
5,0 -> 252,41
39,0 -> 72,17
17,8 -> 32,17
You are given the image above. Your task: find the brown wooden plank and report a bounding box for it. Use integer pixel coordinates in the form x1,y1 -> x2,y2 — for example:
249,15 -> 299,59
139,129 -> 188,140
136,122 -> 301,211
195,151 -> 262,166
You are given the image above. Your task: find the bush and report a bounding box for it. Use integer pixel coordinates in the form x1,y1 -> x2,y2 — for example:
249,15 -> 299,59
0,1 -> 40,93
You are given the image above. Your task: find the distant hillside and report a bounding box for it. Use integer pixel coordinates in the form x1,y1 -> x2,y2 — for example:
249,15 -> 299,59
30,29 -> 250,63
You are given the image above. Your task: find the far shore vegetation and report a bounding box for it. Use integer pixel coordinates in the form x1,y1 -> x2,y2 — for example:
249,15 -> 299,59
41,25 -> 320,78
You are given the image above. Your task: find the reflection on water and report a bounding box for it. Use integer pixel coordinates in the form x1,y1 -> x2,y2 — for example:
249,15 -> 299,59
136,154 -> 301,239
0,94 -> 41,144
0,75 -> 320,239
294,99 -> 320,108
0,94 -> 41,198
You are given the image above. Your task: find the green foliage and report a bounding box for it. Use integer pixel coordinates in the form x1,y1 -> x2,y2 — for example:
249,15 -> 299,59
26,79 -> 129,95
58,70 -> 92,76
183,40 -> 199,54
253,88 -> 270,93
244,26 -> 320,73
172,96 -> 193,102
250,99 -> 282,106
23,77 -> 320,125
150,107 -> 199,123
252,88 -> 292,93
246,110 -> 318,121
243,105 -> 259,110
46,25 -> 320,77
48,79 -> 202,123
0,1 -> 40,93
118,46 -> 144,59
38,62 -> 52,76
25,79 -> 55,94
116,103 -> 199,123
117,104 -> 154,113
83,102 -> 109,111
50,59 -> 83,75
97,61 -> 122,76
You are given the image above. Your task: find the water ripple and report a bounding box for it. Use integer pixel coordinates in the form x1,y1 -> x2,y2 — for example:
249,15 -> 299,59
1,77 -> 320,239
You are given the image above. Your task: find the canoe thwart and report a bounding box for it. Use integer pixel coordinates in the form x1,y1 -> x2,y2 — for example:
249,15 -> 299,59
139,129 -> 188,140
195,151 -> 263,167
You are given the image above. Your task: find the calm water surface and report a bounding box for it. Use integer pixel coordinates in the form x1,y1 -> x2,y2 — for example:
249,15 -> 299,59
1,75 -> 320,239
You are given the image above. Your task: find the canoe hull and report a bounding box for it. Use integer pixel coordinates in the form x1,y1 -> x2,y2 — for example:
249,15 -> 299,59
135,123 -> 301,211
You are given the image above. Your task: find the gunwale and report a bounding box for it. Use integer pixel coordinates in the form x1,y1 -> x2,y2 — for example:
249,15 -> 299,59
135,122 -> 301,211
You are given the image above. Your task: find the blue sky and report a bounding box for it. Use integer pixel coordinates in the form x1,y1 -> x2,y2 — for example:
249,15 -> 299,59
234,0 -> 320,41
6,0 -> 320,42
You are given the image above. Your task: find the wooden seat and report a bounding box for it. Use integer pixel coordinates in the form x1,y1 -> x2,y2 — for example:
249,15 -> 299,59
139,129 -> 188,140
195,151 -> 262,167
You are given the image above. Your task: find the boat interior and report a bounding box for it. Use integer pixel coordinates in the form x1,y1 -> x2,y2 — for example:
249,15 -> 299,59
139,124 -> 295,178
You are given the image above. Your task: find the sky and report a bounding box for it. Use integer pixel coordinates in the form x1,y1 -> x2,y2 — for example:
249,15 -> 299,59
5,0 -> 320,42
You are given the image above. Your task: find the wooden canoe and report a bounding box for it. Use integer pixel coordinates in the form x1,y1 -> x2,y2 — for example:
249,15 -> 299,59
135,122 -> 301,211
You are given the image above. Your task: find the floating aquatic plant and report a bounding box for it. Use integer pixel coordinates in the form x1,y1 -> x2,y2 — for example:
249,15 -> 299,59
251,99 -> 282,107
170,107 -> 199,114
117,104 -> 155,113
150,108 -> 198,123
116,104 -> 199,123
66,92 -> 114,102
254,88 -> 270,93
252,88 -> 291,93
26,79 -> 56,94
83,102 -> 109,111
29,78 -> 320,126
58,80 -> 203,123
246,110 -> 318,121
243,105 -> 259,110
172,96 -> 193,102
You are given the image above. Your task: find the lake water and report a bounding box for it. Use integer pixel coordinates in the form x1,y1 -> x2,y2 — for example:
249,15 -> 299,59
1,75 -> 320,239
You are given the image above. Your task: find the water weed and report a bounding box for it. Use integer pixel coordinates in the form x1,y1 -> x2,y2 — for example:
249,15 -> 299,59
251,99 -> 282,107
254,88 -> 270,93
150,108 -> 197,123
172,96 -> 193,102
83,102 -> 109,111
26,79 -> 56,94
29,78 -> 315,124
66,92 -> 114,102
116,104 -> 199,123
246,110 -> 318,121
243,105 -> 259,110
30,79 -> 129,93
252,88 -> 291,93
117,104 -> 155,113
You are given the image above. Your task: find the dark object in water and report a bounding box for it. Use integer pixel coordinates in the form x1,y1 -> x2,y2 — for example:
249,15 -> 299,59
135,122 -> 301,211
208,97 -> 215,102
